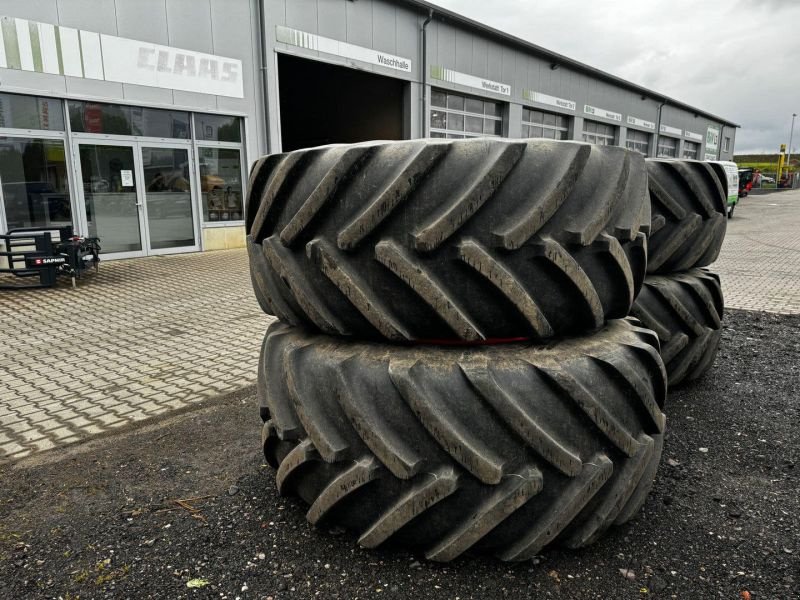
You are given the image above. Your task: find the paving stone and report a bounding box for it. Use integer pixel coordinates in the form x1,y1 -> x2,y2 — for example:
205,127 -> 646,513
714,191 -> 800,315
0,248 -> 272,461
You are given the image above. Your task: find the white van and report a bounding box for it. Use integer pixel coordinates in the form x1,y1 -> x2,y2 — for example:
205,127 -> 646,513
708,160 -> 739,218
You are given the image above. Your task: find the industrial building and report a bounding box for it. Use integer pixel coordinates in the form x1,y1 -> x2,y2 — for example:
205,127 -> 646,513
0,0 -> 738,259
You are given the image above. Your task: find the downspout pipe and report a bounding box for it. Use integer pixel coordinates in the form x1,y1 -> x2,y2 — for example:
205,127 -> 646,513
258,0 -> 272,154
421,8 -> 434,138
654,99 -> 667,157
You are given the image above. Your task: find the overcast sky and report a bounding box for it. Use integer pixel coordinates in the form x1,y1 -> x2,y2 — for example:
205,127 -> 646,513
431,0 -> 800,154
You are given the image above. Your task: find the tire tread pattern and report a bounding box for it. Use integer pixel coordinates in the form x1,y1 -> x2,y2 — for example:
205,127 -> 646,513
630,268 -> 723,386
258,319 -> 667,561
645,159 -> 727,273
246,139 -> 649,341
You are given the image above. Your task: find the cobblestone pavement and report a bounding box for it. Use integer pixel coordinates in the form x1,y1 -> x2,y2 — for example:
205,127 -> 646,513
0,249 -> 272,461
714,189 -> 800,314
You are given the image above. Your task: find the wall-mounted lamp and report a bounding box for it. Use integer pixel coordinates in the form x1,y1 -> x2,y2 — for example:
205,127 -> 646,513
550,63 -> 559,70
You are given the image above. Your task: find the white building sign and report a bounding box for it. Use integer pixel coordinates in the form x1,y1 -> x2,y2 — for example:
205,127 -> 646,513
660,124 -> 683,136
0,16 -> 244,98
626,115 -> 655,130
685,130 -> 703,142
102,35 -> 243,97
522,90 -> 576,111
584,105 -> 622,122
276,25 -> 412,73
705,125 -> 720,160
430,65 -> 511,96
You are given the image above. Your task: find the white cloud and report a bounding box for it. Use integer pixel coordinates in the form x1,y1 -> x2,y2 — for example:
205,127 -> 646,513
430,0 -> 800,153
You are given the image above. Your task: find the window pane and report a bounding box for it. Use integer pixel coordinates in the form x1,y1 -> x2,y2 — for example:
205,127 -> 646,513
430,110 -> 446,129
522,108 -> 532,123
484,102 -> 500,116
199,147 -> 243,222
194,113 -> 242,143
136,107 -> 190,139
544,128 -> 556,140
430,131 -> 446,138
448,113 -> 464,131
543,113 -> 556,126
465,98 -> 483,114
557,115 -> 568,129
465,115 -> 483,134
557,129 -> 568,140
0,137 -> 71,229
584,121 -> 596,133
0,93 -> 65,131
431,90 -> 447,108
530,126 -> 544,138
447,94 -> 464,111
493,119 -> 503,135
446,133 -> 465,139
68,101 -> 189,138
69,102 -> 132,135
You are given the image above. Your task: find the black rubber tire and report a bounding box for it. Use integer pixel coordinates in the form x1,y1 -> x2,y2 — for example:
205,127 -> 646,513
258,319 -> 667,562
246,138 -> 649,342
645,159 -> 727,273
630,269 -> 723,387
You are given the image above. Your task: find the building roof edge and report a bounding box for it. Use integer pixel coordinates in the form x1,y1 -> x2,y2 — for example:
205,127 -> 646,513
405,0 -> 740,128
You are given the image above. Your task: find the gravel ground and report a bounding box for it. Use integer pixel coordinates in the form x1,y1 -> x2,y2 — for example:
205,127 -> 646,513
1,308 -> 798,600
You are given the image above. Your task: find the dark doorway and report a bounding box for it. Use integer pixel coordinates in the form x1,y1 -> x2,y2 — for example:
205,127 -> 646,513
277,53 -> 405,152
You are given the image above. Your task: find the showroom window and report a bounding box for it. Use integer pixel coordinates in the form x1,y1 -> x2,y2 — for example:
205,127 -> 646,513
195,114 -> 244,223
0,92 -> 65,131
0,93 -> 70,231
430,89 -> 503,138
68,101 -> 190,139
683,141 -> 699,159
522,108 -> 569,140
626,129 -> 651,155
582,120 -> 616,145
657,136 -> 678,158
0,137 -> 71,230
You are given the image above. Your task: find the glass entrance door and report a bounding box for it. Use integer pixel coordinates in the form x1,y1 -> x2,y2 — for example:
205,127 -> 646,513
140,146 -> 196,252
77,143 -> 144,256
75,142 -> 198,258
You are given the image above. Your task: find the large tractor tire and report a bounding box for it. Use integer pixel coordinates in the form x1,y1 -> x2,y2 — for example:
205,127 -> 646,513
258,319 -> 667,562
645,159 -> 727,273
631,269 -> 723,386
246,138 -> 649,342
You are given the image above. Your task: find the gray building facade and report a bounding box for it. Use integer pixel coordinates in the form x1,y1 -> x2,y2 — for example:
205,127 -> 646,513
0,0 -> 738,259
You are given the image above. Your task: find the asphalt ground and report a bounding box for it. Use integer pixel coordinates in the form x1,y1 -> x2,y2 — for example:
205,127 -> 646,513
1,308 -> 798,600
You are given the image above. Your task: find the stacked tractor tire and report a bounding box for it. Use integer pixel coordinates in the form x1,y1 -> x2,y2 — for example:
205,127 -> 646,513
245,139 -> 725,562
631,159 -> 727,387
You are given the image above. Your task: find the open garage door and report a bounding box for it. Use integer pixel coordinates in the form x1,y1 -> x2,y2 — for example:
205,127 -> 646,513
277,54 -> 406,152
